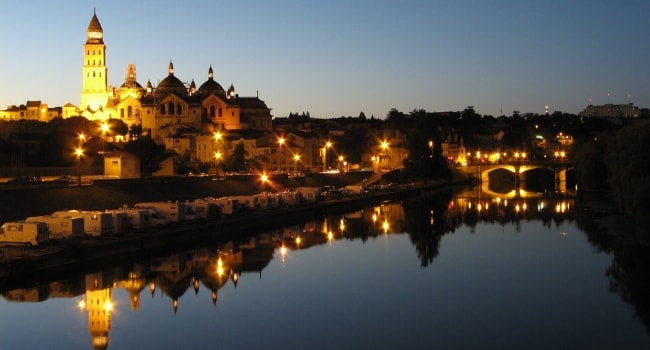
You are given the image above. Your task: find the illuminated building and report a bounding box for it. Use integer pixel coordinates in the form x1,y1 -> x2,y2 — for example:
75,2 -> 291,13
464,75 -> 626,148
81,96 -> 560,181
62,10 -> 273,143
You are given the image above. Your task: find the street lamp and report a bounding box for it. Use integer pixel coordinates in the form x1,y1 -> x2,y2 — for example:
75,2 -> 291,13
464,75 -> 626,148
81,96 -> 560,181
293,154 -> 301,173
277,137 -> 285,172
75,147 -> 84,185
324,141 -> 332,170
100,122 -> 109,154
214,151 -> 222,179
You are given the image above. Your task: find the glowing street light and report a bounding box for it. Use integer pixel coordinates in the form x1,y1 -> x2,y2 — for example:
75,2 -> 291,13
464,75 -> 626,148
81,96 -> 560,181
324,141 -> 332,170
214,151 -> 223,178
100,122 -> 109,154
277,136 -> 285,172
293,153 -> 301,173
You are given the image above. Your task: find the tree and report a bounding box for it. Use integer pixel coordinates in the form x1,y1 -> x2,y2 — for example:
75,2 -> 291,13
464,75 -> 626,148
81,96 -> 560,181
123,135 -> 170,177
129,124 -> 143,140
229,142 -> 247,171
403,114 -> 449,181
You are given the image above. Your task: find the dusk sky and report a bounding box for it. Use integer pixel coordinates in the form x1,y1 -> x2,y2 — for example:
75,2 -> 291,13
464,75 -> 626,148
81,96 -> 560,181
1,0 -> 648,118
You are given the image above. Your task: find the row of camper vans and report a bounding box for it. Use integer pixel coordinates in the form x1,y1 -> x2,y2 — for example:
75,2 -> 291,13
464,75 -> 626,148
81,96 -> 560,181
0,186 -> 344,247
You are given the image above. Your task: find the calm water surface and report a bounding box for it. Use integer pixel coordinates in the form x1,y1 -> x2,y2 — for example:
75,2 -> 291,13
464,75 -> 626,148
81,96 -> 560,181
1,189 -> 648,349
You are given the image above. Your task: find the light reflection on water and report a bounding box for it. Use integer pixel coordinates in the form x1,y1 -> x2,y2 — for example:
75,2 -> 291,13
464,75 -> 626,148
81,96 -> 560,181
1,189 -> 649,350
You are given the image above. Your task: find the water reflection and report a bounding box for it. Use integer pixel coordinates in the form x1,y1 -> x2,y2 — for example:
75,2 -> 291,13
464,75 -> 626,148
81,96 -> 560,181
3,187 -> 649,348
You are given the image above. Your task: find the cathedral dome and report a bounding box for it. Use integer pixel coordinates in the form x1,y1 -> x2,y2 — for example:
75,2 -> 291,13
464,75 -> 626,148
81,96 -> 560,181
197,65 -> 225,97
156,61 -> 187,96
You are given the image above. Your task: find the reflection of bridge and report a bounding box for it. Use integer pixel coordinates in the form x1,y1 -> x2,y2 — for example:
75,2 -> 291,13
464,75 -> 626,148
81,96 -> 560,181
459,160 -> 573,196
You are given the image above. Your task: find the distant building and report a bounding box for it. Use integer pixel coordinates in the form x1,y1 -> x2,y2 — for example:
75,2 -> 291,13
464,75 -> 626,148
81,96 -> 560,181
579,103 -> 640,118
0,101 -> 61,121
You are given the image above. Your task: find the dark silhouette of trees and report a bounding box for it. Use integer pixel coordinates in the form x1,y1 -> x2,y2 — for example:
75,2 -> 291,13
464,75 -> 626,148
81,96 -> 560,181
228,142 -> 248,171
123,135 -> 170,177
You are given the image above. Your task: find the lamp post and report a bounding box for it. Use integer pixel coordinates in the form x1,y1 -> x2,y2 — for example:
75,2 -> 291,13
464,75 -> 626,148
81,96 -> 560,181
100,122 -> 109,154
214,151 -> 222,179
277,136 -> 285,173
75,146 -> 84,186
324,141 -> 332,171
380,140 -> 389,169
214,131 -> 222,176
293,154 -> 301,174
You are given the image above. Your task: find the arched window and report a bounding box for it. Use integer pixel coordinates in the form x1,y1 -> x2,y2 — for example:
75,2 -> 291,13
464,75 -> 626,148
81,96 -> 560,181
160,105 -> 166,114
210,106 -> 216,118
177,105 -> 182,114
168,102 -> 175,115
218,107 -> 222,117
93,71 -> 96,77
127,106 -> 133,118
120,109 -> 124,118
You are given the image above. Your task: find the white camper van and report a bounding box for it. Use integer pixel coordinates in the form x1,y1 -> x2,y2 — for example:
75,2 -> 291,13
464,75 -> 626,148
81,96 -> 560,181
52,210 -> 113,237
185,199 -> 218,219
135,202 -> 187,222
229,195 -> 260,210
295,187 -> 320,203
118,208 -> 153,230
25,215 -> 84,239
204,197 -> 238,215
105,210 -> 129,234
0,221 -> 49,246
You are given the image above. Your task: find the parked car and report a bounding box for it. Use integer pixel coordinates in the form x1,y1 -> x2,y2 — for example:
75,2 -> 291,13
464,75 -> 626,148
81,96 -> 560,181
53,175 -> 78,183
8,176 -> 41,183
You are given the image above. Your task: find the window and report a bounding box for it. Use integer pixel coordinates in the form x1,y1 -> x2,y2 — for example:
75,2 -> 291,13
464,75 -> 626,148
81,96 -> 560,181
120,109 -> 124,118
160,105 -> 166,114
218,108 -> 222,117
209,106 -> 216,118
168,102 -> 175,115
177,105 -> 182,114
128,106 -> 133,118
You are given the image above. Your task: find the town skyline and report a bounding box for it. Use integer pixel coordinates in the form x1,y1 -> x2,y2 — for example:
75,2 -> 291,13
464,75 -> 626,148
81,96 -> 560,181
1,0 -> 649,118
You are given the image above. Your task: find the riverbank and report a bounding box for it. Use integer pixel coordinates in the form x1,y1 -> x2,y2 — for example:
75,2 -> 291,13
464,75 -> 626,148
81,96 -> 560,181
0,178 -> 469,288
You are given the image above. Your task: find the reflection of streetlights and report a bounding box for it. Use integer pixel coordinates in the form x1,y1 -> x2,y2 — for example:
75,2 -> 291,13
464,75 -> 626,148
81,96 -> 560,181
338,155 -> 344,172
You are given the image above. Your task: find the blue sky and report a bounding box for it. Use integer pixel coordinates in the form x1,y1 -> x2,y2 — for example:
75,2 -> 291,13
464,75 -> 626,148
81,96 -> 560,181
1,0 -> 648,118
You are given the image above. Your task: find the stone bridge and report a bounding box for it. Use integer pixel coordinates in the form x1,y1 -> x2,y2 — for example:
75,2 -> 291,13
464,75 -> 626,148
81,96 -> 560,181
459,160 -> 573,197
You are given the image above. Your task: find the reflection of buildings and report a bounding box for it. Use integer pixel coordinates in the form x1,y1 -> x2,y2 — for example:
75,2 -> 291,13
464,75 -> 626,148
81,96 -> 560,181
0,195 -> 578,348
84,273 -> 113,350
450,188 -> 575,231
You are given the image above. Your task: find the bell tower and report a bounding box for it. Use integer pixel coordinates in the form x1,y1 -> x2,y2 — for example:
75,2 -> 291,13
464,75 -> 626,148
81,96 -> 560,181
80,9 -> 109,116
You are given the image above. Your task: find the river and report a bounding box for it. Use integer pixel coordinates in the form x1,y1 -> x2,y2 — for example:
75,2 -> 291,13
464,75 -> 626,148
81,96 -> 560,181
0,187 -> 648,350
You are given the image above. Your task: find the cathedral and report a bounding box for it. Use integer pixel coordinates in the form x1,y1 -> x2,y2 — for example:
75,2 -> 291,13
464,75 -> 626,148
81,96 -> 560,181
64,10 -> 273,142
